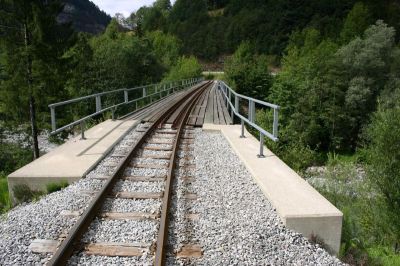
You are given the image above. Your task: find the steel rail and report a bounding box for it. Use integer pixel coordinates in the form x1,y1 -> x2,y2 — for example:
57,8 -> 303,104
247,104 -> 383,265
46,81 -> 212,266
154,82 -> 211,266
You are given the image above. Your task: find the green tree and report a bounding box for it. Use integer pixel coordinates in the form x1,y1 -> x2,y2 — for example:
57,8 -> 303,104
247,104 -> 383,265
163,56 -> 202,81
224,42 -> 272,99
154,0 -> 172,11
0,0 -> 74,158
364,87 -> 400,247
340,2 -> 372,43
145,30 -> 182,70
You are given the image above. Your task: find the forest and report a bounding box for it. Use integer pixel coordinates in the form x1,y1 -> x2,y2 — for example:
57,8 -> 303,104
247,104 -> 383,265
1,0 -> 400,265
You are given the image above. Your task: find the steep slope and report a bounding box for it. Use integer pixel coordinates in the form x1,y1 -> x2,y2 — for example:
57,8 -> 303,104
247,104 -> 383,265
57,0 -> 111,34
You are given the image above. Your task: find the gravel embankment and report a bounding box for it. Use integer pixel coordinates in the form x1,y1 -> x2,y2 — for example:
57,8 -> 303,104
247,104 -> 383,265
0,123 -> 149,265
167,130 -> 345,265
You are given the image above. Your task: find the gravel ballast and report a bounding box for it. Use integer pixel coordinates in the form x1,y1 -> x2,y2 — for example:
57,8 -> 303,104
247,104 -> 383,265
0,122 -> 149,265
0,122 -> 345,265
167,130 -> 345,265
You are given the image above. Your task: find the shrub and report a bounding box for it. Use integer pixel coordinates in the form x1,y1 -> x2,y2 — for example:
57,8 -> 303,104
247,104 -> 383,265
46,181 -> 69,194
13,184 -> 43,203
163,56 -> 202,81
0,177 -> 11,213
0,142 -> 32,174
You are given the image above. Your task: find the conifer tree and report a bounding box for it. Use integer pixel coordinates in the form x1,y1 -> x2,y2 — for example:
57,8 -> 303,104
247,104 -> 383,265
0,0 -> 74,159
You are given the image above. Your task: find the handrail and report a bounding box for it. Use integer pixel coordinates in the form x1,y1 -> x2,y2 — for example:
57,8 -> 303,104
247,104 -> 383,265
49,77 -> 204,137
217,80 -> 280,157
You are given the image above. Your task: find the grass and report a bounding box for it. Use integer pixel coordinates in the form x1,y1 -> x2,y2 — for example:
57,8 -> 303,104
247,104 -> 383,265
368,246 -> 400,265
0,176 -> 11,213
46,181 -> 69,193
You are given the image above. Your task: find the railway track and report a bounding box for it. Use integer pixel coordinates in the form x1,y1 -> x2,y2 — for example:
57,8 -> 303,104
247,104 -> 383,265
47,81 -> 212,266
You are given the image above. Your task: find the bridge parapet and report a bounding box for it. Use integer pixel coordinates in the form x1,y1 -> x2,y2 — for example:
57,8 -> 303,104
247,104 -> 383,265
49,77 -> 204,137
217,81 -> 280,157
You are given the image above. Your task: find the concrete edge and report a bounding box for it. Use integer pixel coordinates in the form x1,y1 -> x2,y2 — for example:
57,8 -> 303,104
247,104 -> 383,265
80,119 -> 141,177
202,123 -> 342,255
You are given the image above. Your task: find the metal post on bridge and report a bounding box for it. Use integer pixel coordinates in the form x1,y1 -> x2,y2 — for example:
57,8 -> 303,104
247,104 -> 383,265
95,96 -> 102,113
80,121 -> 86,140
249,100 -> 256,123
124,90 -> 129,103
111,107 -> 116,121
257,133 -> 265,158
273,108 -> 279,139
50,107 -> 56,132
240,119 -> 245,138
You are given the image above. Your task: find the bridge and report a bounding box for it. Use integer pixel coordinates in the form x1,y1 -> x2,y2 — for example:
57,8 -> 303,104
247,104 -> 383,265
4,79 -> 342,265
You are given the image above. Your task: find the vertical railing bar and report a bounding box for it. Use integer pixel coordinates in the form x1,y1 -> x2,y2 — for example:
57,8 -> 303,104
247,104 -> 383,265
258,133 -> 265,158
124,90 -> 128,103
50,107 -> 56,132
240,119 -> 245,138
95,96 -> 101,113
80,121 -> 86,140
273,108 -> 279,138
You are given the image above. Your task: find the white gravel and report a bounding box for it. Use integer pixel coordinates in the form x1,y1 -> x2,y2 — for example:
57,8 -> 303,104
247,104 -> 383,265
0,122 -> 345,265
68,254 -> 153,266
146,143 -> 173,149
0,122 -> 154,265
102,198 -> 161,214
134,158 -> 170,165
113,180 -> 164,193
167,130 -> 345,265
127,167 -> 168,177
81,218 -> 158,244
0,187 -> 93,265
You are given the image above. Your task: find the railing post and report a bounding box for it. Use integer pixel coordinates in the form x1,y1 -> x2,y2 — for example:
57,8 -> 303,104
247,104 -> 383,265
80,121 -> 86,140
235,95 -> 239,113
240,119 -> 245,138
258,133 -> 265,158
248,100 -> 255,123
95,95 -> 101,113
111,107 -> 116,121
50,107 -> 56,132
124,90 -> 128,103
143,87 -> 146,98
228,88 -> 231,107
273,108 -> 279,139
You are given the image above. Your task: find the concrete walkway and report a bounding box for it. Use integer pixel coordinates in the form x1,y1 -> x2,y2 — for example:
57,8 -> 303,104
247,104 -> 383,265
8,119 -> 138,204
203,123 -> 342,255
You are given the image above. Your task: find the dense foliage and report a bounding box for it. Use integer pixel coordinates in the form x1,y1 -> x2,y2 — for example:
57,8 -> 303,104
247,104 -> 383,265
128,0 -> 400,60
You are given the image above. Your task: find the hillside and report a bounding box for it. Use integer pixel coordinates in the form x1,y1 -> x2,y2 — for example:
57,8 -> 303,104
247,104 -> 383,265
57,0 -> 111,34
135,0 -> 400,60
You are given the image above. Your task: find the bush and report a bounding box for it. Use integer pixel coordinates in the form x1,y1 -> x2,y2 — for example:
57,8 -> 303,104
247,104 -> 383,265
13,184 -> 43,203
0,142 -> 32,175
363,97 -> 400,247
46,181 -> 69,194
0,177 -> 11,213
224,42 -> 272,100
163,56 -> 202,81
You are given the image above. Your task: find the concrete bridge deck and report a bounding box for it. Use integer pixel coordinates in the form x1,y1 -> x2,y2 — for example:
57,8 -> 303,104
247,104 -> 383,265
7,81 -> 342,255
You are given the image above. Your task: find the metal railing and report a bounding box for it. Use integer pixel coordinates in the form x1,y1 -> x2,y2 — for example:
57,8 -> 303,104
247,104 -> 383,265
49,77 -> 204,138
217,80 -> 280,157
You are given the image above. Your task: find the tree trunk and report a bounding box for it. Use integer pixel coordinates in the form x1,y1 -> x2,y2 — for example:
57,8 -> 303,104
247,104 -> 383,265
24,22 -> 40,159
29,95 -> 39,159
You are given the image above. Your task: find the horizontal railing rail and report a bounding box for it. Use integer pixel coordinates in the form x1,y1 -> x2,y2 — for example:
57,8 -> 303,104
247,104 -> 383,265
217,80 -> 280,157
49,77 -> 204,137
